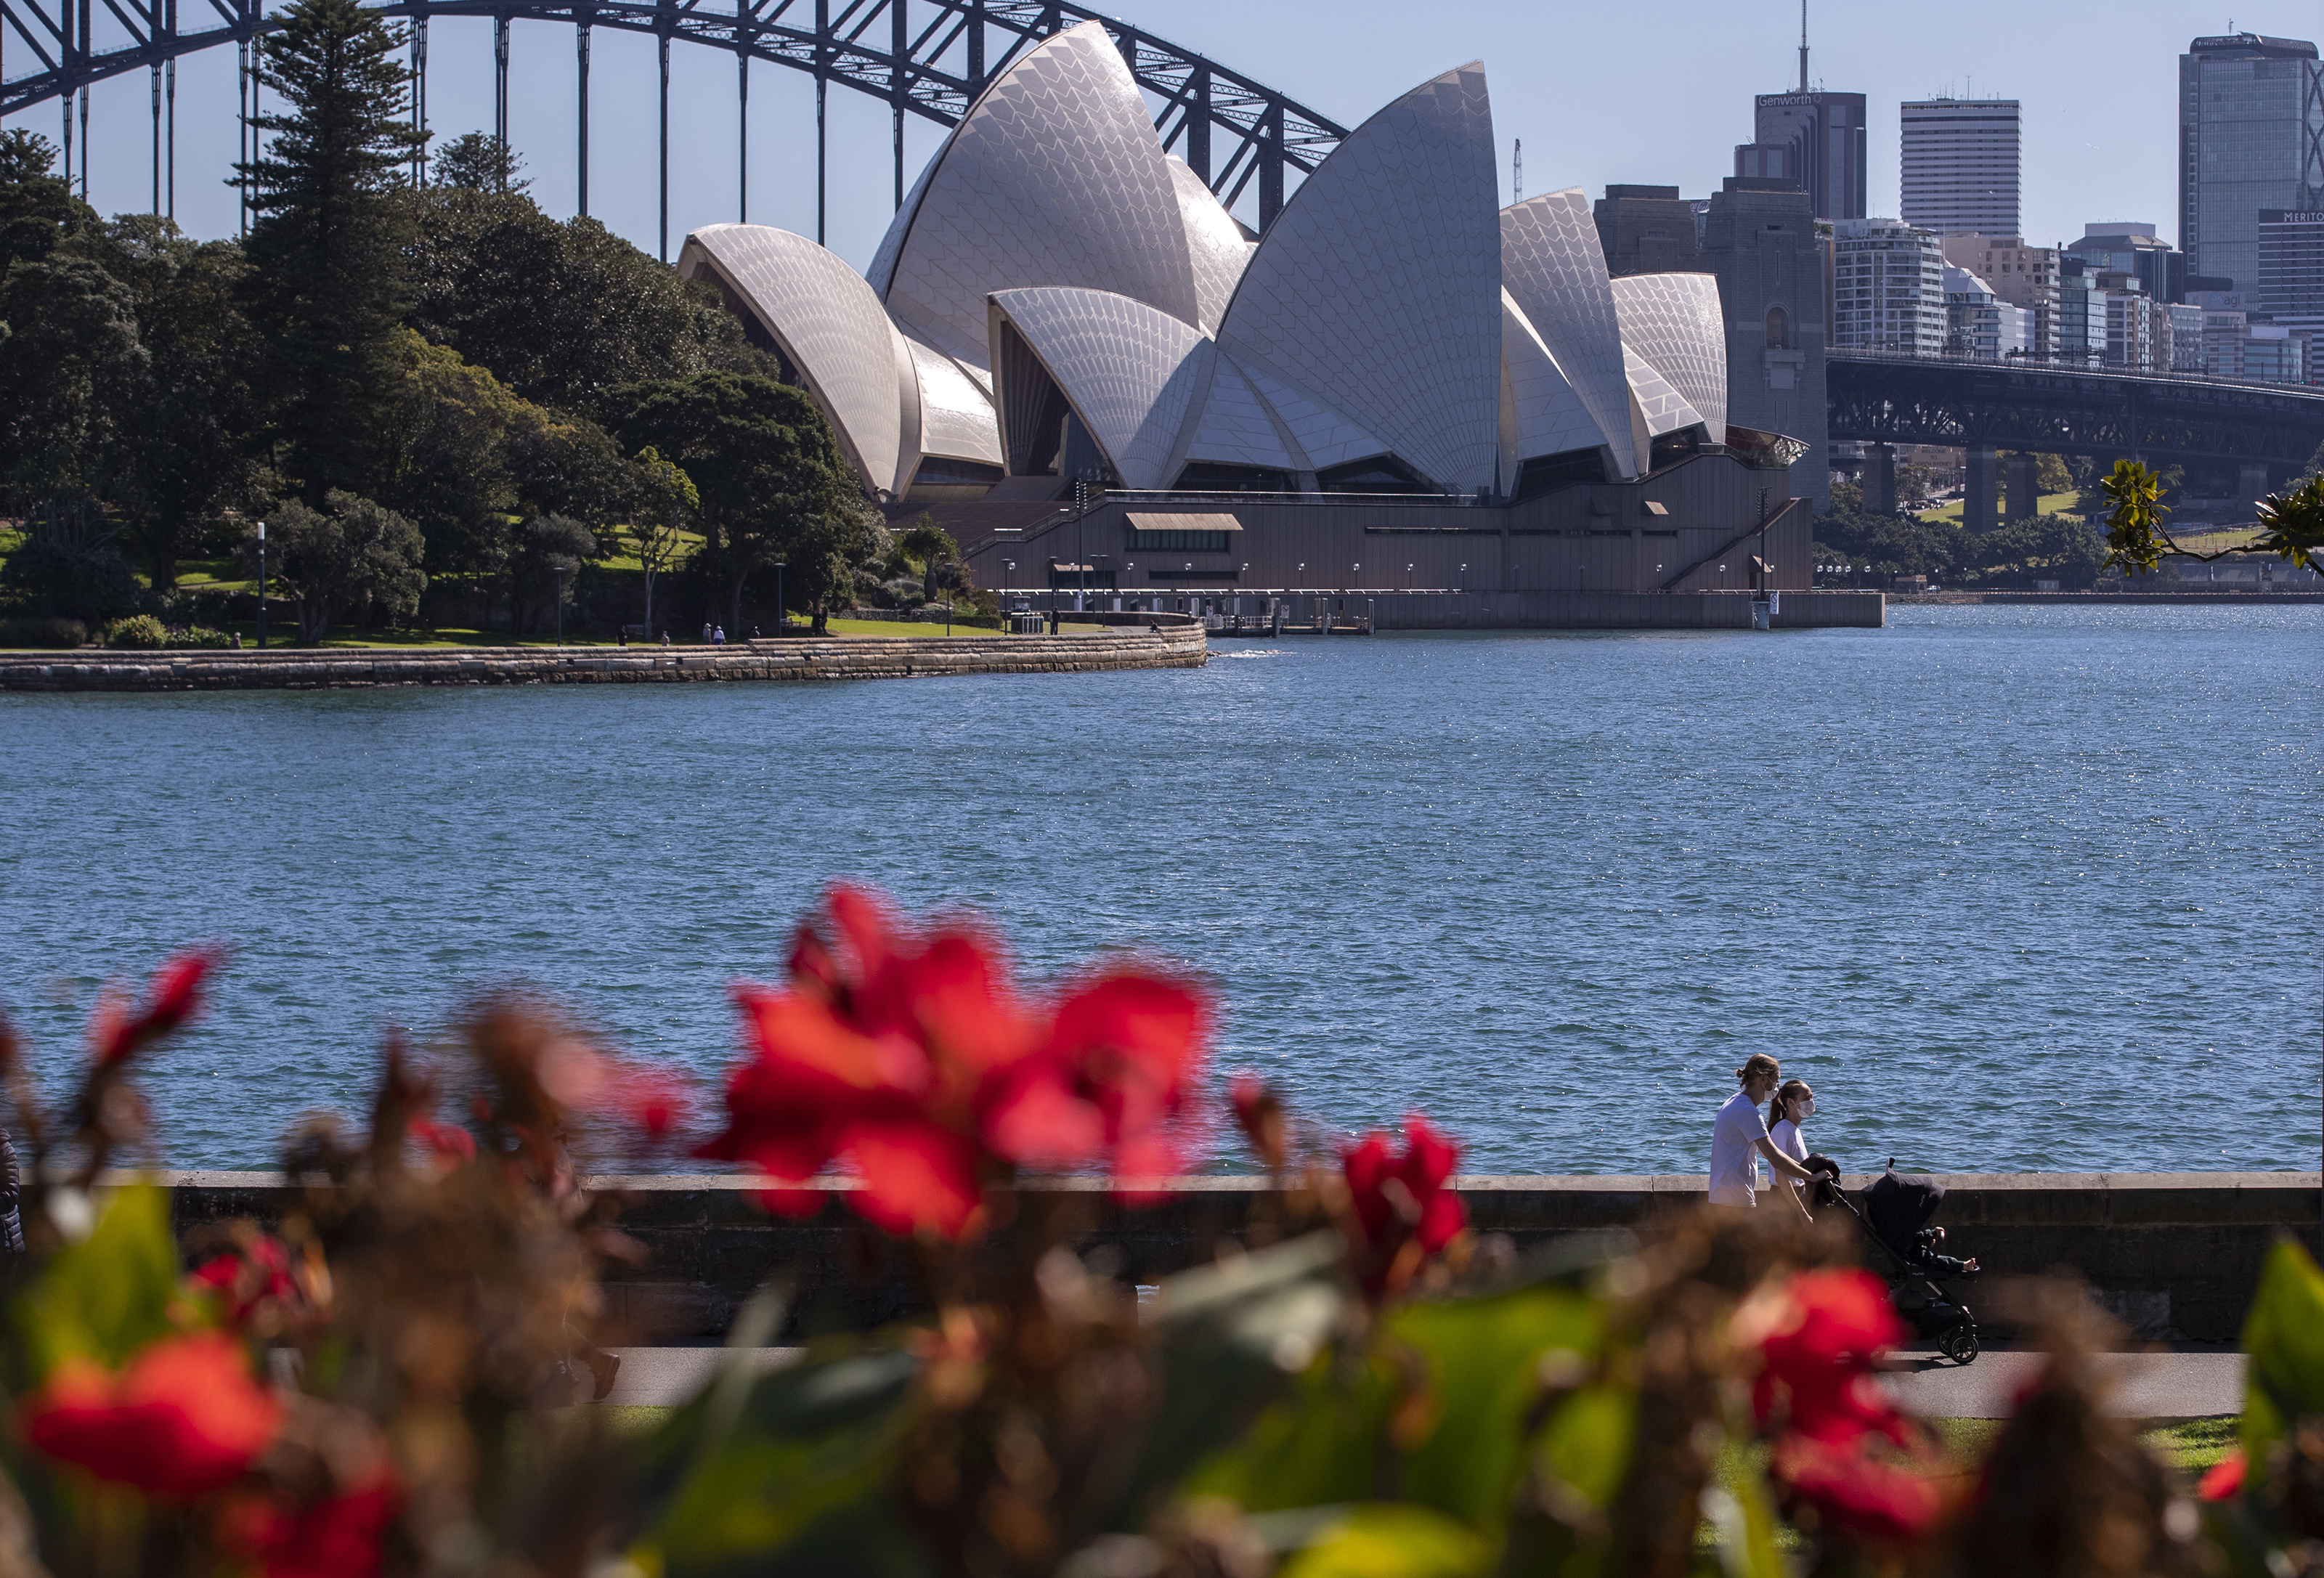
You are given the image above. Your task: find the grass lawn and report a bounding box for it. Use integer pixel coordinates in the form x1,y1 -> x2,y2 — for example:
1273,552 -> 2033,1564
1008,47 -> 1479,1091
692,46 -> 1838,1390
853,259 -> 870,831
2168,526 -> 2264,555
1916,490 -> 2086,525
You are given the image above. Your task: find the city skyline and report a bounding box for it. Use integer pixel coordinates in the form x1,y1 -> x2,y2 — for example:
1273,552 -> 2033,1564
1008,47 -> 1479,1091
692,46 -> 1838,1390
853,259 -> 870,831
1,0 -> 2300,272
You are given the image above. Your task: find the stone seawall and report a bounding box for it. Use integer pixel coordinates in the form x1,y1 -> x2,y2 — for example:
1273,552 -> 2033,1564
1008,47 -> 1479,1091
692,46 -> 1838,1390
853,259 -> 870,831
0,629 -> 1208,692
161,1170 -> 2315,1343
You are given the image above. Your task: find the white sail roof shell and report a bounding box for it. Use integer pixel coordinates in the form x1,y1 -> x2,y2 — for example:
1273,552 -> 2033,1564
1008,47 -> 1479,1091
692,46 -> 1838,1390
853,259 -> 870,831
1610,272 -> 1728,437
905,336 -> 1002,468
1500,190 -> 1639,479
1176,354 -> 1298,476
1623,346 -> 1706,448
1500,290 -> 1614,476
987,288 -> 1209,489
869,22 -> 1201,374
679,224 -> 914,497
1166,155 -> 1256,334
1214,62 -> 1502,492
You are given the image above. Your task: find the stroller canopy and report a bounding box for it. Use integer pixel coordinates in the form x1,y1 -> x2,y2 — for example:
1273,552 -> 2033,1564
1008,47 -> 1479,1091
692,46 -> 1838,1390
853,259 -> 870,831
1864,1171 -> 1946,1263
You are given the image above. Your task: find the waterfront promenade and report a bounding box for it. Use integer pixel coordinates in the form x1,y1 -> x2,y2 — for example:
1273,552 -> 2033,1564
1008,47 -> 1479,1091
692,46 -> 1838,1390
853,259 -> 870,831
0,628 -> 1209,690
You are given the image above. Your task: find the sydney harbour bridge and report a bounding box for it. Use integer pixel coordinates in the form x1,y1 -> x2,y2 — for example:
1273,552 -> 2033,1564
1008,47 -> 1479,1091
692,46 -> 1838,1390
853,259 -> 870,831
0,0 -> 1346,259
9,0 -> 2324,505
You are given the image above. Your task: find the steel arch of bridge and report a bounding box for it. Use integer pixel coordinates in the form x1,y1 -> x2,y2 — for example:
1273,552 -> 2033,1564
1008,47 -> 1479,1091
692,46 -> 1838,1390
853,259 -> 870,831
1827,351 -> 2324,473
1,0 -> 1347,253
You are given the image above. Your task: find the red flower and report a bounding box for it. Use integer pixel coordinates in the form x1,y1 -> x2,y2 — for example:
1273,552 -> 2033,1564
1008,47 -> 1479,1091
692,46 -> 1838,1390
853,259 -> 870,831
22,1333 -> 282,1497
1752,1269 -> 1909,1444
698,886 -> 1212,1240
1772,1433 -> 1944,1542
1749,1269 -> 1942,1543
2198,1449 -> 2246,1501
407,1116 -> 477,1163
190,1236 -> 301,1327
87,946 -> 223,1067
1340,1116 -> 1467,1293
224,1473 -> 400,1578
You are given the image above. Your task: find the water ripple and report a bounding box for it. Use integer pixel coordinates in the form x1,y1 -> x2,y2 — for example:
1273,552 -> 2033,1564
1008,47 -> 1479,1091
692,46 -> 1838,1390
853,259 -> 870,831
0,604 -> 2315,1175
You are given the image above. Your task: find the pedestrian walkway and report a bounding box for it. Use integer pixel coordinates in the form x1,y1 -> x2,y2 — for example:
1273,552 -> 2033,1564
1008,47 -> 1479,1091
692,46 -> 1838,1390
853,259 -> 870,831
1884,1349 -> 2244,1420
596,1346 -> 2246,1420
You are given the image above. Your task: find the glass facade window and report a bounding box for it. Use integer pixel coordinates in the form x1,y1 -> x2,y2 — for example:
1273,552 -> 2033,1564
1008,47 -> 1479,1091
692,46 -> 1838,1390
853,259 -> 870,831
2178,34 -> 2324,293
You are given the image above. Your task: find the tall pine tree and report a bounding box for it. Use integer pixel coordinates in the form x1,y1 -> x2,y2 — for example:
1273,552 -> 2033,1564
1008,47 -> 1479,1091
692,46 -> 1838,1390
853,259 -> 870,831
237,0 -> 425,503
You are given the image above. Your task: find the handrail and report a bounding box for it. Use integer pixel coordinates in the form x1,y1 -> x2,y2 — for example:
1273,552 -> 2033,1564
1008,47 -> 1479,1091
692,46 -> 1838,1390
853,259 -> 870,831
1827,349 -> 2324,401
1659,498 -> 1809,591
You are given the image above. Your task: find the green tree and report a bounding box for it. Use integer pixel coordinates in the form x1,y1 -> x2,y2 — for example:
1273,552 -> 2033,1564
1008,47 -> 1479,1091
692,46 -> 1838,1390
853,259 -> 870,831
94,217 -> 261,590
0,250 -> 143,511
613,372 -> 856,633
898,515 -> 964,609
625,445 -> 696,638
430,130 -> 527,195
0,129 -> 91,274
405,185 -> 765,420
371,330 -> 524,581
238,0 -> 426,504
245,489 -> 424,642
508,512 -> 595,634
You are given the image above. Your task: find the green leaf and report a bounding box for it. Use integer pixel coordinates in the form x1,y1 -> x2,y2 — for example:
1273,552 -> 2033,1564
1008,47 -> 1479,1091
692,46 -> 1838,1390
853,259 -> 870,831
1391,1285 -> 1604,1527
627,1342 -> 933,1578
9,1183 -> 179,1382
1276,1504 -> 1494,1578
1705,1444 -> 1792,1578
2238,1238 -> 2324,1489
1099,1231 -> 1351,1527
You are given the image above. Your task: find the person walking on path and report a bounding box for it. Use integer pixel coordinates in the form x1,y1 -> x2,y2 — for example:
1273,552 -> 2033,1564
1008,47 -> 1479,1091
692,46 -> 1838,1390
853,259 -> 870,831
1710,1054 -> 1820,1219
1768,1079 -> 1816,1209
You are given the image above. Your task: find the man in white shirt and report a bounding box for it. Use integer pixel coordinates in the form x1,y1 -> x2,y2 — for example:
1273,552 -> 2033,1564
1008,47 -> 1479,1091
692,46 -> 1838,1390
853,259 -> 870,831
1710,1054 -> 1819,1219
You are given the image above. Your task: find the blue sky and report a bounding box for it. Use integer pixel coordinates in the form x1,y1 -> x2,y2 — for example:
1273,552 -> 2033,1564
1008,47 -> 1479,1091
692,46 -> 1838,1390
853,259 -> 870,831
3,0 -> 2284,270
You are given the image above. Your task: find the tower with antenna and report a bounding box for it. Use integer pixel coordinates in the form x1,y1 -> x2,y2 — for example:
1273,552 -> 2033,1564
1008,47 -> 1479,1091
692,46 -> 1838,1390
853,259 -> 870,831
1731,0 -> 1865,221
1513,138 -> 1522,203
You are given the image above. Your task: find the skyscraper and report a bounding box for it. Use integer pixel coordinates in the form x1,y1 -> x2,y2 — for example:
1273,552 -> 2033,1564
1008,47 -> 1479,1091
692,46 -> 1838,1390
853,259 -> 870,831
1901,98 -> 2022,237
2177,33 -> 2324,293
1732,5 -> 1866,223
1736,93 -> 1868,223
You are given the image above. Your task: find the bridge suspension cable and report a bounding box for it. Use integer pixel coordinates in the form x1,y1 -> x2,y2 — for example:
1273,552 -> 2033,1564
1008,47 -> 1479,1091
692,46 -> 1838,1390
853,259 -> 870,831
1,0 -> 1348,258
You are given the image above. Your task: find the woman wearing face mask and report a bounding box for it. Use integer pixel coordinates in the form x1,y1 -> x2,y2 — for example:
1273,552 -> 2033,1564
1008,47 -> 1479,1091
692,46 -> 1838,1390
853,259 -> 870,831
1769,1080 -> 1816,1207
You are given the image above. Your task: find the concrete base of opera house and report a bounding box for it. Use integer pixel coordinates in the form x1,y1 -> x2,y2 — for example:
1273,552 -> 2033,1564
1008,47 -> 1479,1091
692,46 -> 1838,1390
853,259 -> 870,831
926,449 -> 1837,630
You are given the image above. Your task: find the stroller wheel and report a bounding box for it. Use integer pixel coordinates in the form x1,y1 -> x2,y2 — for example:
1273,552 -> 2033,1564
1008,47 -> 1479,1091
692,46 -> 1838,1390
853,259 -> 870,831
1938,1322 -> 1980,1366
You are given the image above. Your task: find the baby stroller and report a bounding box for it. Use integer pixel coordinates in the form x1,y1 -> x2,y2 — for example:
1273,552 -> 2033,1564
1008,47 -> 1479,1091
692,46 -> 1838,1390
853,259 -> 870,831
1813,1160 -> 1981,1365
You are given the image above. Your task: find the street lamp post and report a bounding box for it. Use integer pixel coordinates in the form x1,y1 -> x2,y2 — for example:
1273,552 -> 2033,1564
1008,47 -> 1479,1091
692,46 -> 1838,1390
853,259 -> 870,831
773,559 -> 786,634
554,564 -> 567,645
254,521 -> 266,649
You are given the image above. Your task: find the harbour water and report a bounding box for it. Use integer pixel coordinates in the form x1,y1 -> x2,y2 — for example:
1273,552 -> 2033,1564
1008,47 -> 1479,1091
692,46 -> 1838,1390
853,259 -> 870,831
1,604 -> 2315,1175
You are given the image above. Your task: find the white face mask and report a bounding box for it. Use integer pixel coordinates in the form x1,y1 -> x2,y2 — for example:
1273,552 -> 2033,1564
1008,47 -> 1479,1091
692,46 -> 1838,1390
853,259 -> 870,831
1796,1097 -> 1816,1121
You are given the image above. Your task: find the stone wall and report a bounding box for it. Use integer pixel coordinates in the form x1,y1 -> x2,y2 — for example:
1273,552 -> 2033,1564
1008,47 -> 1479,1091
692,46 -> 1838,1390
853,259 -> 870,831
0,630 -> 1208,692
161,1170 -> 2315,1343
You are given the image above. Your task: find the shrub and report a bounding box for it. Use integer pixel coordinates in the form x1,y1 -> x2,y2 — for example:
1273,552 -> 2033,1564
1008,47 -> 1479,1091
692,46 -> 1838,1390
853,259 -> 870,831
168,625 -> 234,648
0,616 -> 87,648
102,614 -> 170,648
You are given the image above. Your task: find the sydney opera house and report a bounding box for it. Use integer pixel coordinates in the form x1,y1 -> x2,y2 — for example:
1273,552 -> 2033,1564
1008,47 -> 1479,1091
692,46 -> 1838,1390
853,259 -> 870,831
678,23 -> 1816,622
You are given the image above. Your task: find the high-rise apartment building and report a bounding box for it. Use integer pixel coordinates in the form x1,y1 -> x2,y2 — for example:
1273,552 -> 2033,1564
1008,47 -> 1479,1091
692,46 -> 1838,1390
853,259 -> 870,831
1736,92 -> 1869,223
2166,302 -> 2208,369
1591,185 -> 1702,277
2257,208 -> 2324,351
2177,33 -> 2324,293
2057,256 -> 2108,365
2068,224 -> 2187,304
1831,219 -> 1946,354
1901,98 -> 2021,237
1941,235 -> 2059,354
1942,267 -> 2030,358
